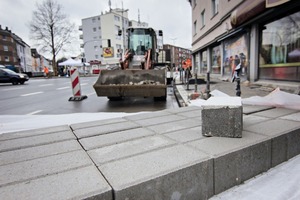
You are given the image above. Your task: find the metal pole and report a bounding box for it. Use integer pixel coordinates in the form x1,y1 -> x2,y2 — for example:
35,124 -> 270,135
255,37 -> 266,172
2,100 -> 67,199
206,72 -> 211,99
236,77 -> 241,96
195,73 -> 197,92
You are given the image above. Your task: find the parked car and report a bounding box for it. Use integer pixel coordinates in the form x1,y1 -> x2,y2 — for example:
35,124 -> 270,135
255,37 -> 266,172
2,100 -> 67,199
0,68 -> 29,85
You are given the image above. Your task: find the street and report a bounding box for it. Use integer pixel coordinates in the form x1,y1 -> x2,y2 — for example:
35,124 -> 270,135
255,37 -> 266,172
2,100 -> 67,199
0,76 -> 179,115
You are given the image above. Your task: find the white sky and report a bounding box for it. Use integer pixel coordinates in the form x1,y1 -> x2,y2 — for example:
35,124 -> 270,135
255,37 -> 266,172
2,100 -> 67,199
0,0 -> 192,59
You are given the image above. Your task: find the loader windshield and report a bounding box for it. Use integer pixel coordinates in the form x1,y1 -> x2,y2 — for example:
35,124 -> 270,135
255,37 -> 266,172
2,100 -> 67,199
128,28 -> 154,55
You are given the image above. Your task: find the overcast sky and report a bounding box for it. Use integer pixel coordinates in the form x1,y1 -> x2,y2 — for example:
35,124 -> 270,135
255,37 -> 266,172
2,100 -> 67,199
0,0 -> 192,58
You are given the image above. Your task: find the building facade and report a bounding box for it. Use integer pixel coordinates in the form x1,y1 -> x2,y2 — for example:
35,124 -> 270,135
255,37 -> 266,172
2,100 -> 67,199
163,44 -> 192,69
189,0 -> 300,86
79,8 -> 129,65
0,25 -> 32,72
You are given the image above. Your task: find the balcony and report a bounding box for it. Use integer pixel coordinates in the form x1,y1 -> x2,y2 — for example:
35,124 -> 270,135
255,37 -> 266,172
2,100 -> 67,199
79,34 -> 83,40
79,25 -> 82,31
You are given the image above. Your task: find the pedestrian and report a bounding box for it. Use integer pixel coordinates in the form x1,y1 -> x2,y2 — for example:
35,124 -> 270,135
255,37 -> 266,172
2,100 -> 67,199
43,66 -> 49,78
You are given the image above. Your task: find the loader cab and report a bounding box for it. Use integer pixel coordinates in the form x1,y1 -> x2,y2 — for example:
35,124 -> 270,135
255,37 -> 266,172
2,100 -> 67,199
126,28 -> 160,56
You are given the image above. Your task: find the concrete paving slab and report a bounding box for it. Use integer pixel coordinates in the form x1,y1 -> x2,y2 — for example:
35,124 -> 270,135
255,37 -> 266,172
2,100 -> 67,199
0,150 -> 93,187
0,140 -> 81,166
80,127 -> 156,150
280,111 -> 300,122
176,109 -> 202,119
89,135 -> 175,165
187,131 -> 269,157
124,110 -> 171,121
147,118 -> 201,134
0,166 -> 112,200
213,141 -> 271,194
70,117 -> 127,130
244,119 -> 300,137
73,120 -> 141,139
252,107 -> 298,118
134,114 -> 186,126
166,106 -> 201,114
0,131 -> 76,153
164,126 -> 204,143
0,125 -> 71,141
242,105 -> 274,115
99,144 -> 213,200
243,115 -> 271,128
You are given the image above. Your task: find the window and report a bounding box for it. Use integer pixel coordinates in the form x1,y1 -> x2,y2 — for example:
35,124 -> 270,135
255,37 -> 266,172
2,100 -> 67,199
193,0 -> 197,8
114,15 -> 120,22
93,27 -> 97,32
212,0 -> 219,16
201,10 -> 205,27
193,21 -> 197,35
3,35 -> 7,40
94,46 -> 98,51
5,56 -> 9,62
95,55 -> 99,59
92,18 -> 96,23
4,46 -> 8,51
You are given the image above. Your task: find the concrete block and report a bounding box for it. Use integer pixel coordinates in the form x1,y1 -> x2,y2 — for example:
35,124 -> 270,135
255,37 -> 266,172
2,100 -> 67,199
0,131 -> 76,153
243,115 -> 270,128
73,120 -> 141,139
244,119 -> 300,137
242,105 -> 274,115
213,141 -> 271,194
99,144 -> 213,200
0,140 -> 82,166
280,112 -> 300,122
89,135 -> 175,165
0,150 -> 93,187
164,126 -> 204,143
71,117 -> 127,130
287,128 -> 300,159
271,135 -> 287,167
134,114 -> 186,127
147,118 -> 201,134
0,125 -> 71,141
253,107 -> 298,119
0,166 -> 112,200
201,97 -> 243,138
80,127 -> 156,151
124,110 -> 171,121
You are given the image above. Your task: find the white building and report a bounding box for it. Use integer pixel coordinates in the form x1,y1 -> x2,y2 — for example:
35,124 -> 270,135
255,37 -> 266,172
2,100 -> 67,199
79,8 -> 129,65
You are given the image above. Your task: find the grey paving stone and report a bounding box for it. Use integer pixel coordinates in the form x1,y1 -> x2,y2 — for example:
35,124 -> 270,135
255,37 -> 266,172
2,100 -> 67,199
280,111 -> 300,122
134,114 -> 186,126
0,150 -> 93,187
0,166 -> 112,200
287,128 -> 300,159
0,140 -> 82,166
244,119 -> 300,137
99,144 -> 213,200
0,125 -> 71,141
147,118 -> 201,134
124,110 -> 171,121
0,131 -> 76,153
243,115 -> 270,128
80,127 -> 156,151
73,120 -> 141,139
165,106 -> 201,114
164,126 -> 204,143
253,107 -> 298,118
187,131 -> 269,157
89,135 -> 176,165
70,117 -> 127,130
176,109 -> 202,119
213,141 -> 271,194
201,97 -> 243,138
242,105 -> 274,115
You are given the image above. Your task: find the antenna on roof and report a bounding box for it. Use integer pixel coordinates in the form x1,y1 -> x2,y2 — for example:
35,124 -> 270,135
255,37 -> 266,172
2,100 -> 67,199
138,9 -> 141,26
108,0 -> 112,12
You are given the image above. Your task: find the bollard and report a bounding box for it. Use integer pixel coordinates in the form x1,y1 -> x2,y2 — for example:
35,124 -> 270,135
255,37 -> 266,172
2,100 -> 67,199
68,68 -> 87,101
205,72 -> 211,99
194,73 -> 198,92
236,77 -> 241,96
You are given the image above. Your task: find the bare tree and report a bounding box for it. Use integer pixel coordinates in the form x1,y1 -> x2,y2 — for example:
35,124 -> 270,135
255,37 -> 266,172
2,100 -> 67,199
29,0 -> 75,75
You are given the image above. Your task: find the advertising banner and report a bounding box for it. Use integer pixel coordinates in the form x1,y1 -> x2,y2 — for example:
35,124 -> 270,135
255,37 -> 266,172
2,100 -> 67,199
103,47 -> 114,58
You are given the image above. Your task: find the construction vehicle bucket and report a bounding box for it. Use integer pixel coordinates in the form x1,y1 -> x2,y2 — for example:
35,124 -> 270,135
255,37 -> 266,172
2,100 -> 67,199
93,69 -> 167,98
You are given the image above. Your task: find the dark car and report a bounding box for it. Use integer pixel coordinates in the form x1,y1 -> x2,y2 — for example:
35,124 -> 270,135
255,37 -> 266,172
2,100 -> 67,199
0,68 -> 29,85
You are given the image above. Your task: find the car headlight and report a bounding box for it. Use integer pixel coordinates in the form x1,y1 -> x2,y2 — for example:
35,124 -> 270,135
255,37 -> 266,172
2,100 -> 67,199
19,75 -> 24,78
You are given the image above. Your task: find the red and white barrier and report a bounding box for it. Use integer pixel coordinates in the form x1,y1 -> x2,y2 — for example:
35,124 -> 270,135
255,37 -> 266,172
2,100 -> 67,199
68,68 -> 87,101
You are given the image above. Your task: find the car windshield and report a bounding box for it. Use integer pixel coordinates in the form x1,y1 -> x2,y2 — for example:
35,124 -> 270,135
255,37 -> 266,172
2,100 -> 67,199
2,68 -> 18,75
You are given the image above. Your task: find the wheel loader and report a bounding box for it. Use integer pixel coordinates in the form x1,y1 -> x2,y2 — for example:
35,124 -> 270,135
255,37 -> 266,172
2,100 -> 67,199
93,27 -> 167,101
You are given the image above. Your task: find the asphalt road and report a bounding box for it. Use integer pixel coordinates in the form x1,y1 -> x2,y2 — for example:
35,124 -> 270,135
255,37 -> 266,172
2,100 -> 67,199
0,76 -> 179,115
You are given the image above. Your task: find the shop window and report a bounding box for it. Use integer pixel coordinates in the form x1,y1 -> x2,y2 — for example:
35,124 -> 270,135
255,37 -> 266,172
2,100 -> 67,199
211,45 -> 221,74
201,51 -> 207,73
259,11 -> 300,81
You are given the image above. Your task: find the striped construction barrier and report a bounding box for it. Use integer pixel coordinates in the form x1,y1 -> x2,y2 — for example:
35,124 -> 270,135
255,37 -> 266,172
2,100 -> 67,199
68,68 -> 87,101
